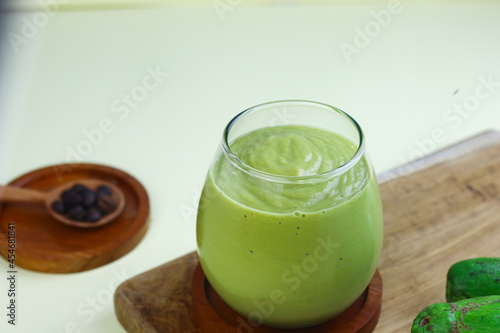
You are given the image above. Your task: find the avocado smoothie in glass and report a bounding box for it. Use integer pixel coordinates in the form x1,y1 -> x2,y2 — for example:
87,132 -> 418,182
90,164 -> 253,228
196,101 -> 383,329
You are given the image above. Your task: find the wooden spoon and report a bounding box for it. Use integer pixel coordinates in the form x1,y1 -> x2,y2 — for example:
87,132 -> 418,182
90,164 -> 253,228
0,179 -> 125,229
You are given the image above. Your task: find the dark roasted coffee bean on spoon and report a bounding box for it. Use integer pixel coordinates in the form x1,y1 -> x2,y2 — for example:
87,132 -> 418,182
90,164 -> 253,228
97,185 -> 112,197
85,208 -> 102,222
82,190 -> 96,208
97,195 -> 117,214
72,184 -> 89,194
61,190 -> 83,207
51,200 -> 66,214
67,205 -> 85,219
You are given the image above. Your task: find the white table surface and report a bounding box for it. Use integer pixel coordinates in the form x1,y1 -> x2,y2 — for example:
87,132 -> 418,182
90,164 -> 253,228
1,1 -> 500,332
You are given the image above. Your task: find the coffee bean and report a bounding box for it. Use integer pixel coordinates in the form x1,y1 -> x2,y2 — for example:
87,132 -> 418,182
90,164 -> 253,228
97,195 -> 117,214
85,208 -> 102,222
97,185 -> 112,197
82,190 -> 96,208
72,183 -> 89,194
61,190 -> 83,207
51,200 -> 66,214
67,205 -> 85,219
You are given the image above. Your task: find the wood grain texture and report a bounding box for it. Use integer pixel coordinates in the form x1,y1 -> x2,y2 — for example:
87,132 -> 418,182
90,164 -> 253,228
374,130 -> 500,332
115,252 -> 202,333
114,131 -> 500,332
0,163 -> 150,273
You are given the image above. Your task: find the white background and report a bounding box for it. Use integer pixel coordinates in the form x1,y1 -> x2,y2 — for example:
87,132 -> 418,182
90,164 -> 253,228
1,1 -> 500,332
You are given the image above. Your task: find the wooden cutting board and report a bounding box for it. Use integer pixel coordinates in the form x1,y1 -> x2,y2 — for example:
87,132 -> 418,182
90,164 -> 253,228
114,131 -> 500,332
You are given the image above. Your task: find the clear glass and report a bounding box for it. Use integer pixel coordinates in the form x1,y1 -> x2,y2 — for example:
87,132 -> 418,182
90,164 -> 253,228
196,100 -> 383,329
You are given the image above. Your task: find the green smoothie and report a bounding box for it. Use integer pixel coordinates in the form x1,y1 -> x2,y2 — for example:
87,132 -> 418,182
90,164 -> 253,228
197,125 -> 383,328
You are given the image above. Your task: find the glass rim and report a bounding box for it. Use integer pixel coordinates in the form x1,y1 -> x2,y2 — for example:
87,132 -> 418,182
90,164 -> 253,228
221,100 -> 366,184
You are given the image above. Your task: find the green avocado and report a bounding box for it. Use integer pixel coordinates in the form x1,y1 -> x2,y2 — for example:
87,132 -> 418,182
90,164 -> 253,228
411,295 -> 500,333
447,257 -> 500,302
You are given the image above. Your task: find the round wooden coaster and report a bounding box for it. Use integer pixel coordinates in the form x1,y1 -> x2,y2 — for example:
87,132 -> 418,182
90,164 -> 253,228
0,163 -> 150,273
192,264 -> 382,333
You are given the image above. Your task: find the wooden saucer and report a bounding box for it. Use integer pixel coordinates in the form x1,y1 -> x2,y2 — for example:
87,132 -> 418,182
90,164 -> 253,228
192,264 -> 382,333
0,163 -> 150,273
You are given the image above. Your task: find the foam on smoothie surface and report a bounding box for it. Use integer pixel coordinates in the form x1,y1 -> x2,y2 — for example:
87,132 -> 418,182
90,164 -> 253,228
214,125 -> 368,213
231,126 -> 355,177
